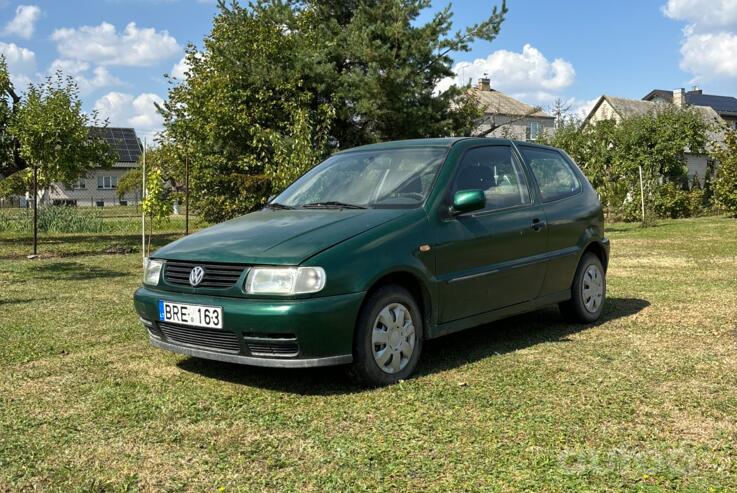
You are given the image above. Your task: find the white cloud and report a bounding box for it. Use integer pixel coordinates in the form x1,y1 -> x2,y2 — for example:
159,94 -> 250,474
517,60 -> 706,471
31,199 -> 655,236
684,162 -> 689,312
437,44 -> 575,102
48,59 -> 122,95
170,55 -> 189,79
679,28 -> 737,79
0,41 -> 36,87
569,97 -> 600,120
93,91 -> 164,142
2,5 -> 41,39
663,0 -> 737,28
51,22 -> 180,66
0,41 -> 35,72
663,0 -> 737,81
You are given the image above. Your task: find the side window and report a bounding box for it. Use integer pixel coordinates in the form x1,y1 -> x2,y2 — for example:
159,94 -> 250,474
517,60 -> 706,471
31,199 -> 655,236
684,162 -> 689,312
520,147 -> 581,202
452,146 -> 530,212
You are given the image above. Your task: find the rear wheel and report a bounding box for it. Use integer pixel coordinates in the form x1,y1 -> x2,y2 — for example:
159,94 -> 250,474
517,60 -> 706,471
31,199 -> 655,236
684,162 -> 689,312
350,285 -> 423,386
559,252 -> 606,323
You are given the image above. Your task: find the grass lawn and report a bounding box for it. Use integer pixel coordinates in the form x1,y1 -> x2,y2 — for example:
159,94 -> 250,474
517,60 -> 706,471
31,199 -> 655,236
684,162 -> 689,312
1,216 -> 736,492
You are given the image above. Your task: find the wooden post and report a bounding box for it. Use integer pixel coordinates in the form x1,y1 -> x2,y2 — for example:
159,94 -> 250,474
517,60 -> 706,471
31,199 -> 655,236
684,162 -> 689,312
639,165 -> 646,223
142,139 -> 147,265
185,154 -> 189,236
32,162 -> 38,256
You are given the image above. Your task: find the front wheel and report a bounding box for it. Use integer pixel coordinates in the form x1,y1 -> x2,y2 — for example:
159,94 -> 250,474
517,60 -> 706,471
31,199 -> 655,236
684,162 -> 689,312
350,285 -> 423,386
559,252 -> 606,323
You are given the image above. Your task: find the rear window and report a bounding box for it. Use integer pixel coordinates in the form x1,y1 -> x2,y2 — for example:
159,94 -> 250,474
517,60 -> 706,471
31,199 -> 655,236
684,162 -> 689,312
519,147 -> 581,202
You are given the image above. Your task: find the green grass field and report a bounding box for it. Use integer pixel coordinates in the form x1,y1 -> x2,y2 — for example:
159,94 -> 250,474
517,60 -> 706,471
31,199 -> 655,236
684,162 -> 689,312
1,216 -> 736,492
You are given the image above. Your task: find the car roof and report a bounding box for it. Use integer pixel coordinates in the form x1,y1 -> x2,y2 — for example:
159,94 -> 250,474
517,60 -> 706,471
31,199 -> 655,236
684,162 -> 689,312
335,137 -> 563,154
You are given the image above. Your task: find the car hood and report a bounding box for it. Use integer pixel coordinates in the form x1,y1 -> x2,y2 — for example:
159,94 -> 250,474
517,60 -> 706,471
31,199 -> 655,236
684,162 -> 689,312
153,208 -> 406,265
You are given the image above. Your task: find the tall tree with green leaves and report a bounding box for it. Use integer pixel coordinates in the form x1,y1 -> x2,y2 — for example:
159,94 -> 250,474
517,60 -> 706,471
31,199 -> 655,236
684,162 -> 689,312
9,72 -> 114,254
160,0 -> 508,223
0,57 -> 25,190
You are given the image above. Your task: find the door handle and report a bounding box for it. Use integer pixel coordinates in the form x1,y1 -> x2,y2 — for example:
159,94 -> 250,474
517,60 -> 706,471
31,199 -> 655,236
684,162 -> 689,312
531,218 -> 545,231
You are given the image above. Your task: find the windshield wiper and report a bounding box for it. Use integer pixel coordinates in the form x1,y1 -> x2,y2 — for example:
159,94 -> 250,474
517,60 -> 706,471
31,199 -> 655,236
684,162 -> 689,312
301,201 -> 367,209
264,202 -> 295,210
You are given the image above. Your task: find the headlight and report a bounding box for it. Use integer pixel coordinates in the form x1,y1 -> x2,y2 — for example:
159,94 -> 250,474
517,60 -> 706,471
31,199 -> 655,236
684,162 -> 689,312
143,258 -> 164,286
245,266 -> 326,295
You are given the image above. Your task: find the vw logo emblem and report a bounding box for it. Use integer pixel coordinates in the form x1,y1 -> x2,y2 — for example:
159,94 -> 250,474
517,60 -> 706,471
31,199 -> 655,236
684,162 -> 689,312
189,266 -> 205,287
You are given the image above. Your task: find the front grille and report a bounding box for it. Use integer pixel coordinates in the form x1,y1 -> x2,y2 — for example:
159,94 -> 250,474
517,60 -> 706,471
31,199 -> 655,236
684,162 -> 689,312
164,261 -> 246,289
159,322 -> 241,353
245,335 -> 299,358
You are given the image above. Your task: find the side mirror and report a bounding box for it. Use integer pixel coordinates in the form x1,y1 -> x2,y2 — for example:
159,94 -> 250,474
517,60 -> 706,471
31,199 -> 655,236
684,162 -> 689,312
451,189 -> 485,215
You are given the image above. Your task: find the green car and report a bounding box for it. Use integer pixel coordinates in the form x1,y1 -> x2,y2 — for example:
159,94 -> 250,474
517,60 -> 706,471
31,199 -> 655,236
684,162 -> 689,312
134,138 -> 609,386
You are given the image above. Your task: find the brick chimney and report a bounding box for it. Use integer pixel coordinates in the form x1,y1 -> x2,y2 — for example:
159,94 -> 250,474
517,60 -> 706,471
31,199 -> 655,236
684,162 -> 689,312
477,75 -> 491,91
673,88 -> 685,108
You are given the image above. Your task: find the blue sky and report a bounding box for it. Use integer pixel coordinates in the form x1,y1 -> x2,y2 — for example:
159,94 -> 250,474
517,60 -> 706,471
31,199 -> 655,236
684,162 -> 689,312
1,0 -> 735,140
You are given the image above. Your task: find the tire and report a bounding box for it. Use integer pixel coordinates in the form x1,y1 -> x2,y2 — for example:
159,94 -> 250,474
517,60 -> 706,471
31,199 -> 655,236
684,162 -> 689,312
349,285 -> 423,386
559,252 -> 606,323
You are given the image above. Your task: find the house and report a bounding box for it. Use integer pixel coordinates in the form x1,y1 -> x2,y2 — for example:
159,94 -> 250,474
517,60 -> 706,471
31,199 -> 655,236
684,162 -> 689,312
643,87 -> 737,130
582,90 -> 726,181
471,77 -> 555,141
47,127 -> 142,207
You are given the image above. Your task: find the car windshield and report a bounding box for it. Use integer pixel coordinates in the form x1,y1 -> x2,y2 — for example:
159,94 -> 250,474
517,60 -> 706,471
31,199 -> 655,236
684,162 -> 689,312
273,147 -> 448,209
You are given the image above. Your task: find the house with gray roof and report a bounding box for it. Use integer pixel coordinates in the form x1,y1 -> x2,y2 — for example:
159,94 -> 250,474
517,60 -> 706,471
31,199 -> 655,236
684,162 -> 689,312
46,127 -> 142,207
643,87 -> 737,130
582,91 -> 727,182
471,77 -> 555,141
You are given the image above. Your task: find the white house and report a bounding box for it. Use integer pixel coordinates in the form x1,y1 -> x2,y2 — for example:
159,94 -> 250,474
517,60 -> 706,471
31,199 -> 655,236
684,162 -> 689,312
471,77 -> 555,141
46,127 -> 142,207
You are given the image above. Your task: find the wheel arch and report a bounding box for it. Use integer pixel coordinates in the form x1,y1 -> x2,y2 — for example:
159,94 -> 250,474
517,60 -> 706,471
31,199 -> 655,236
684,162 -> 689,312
582,240 -> 609,272
360,270 -> 433,340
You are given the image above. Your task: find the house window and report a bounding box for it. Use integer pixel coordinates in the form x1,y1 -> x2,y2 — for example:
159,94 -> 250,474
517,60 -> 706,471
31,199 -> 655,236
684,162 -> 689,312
96,200 -> 105,207
528,121 -> 542,141
97,176 -> 118,189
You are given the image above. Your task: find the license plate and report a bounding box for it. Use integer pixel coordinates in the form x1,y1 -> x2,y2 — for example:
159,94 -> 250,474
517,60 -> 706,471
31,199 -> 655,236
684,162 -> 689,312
158,300 -> 223,329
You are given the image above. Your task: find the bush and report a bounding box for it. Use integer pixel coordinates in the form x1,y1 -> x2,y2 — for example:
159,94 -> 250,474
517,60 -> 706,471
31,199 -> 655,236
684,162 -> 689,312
652,183 -> 691,219
712,129 -> 737,217
688,187 -> 705,217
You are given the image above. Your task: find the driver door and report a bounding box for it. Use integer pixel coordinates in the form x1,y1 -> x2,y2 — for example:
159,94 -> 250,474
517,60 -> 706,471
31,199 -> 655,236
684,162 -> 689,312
433,144 -> 549,323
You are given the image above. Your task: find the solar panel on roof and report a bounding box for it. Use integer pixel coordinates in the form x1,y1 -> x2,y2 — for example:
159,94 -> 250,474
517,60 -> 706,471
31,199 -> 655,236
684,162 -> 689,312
88,126 -> 142,163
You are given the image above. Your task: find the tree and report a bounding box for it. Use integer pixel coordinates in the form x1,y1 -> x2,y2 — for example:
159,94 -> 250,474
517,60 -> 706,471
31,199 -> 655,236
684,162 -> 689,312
712,128 -> 737,216
541,106 -> 710,220
117,167 -> 142,202
0,57 -> 25,184
142,166 -> 174,255
9,72 -> 115,254
160,0 -> 508,222
549,97 -> 572,130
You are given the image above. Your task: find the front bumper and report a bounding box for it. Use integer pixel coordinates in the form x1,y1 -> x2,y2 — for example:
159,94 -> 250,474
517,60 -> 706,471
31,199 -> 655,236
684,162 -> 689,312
133,287 -> 365,368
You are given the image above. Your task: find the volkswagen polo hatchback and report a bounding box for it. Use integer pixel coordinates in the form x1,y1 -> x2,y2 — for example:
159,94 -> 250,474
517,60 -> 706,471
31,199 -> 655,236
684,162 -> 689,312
134,138 -> 609,386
